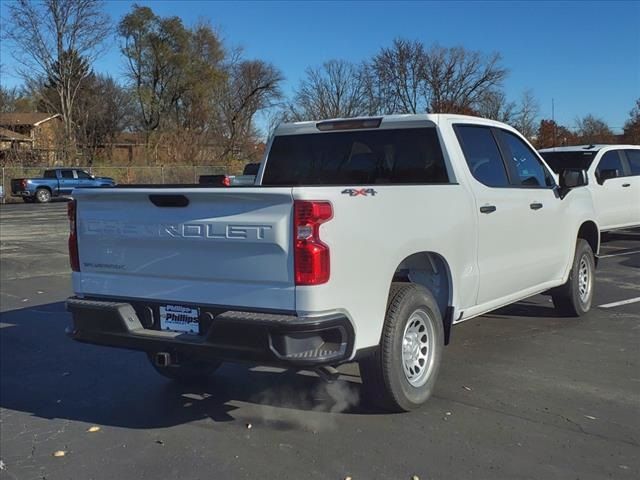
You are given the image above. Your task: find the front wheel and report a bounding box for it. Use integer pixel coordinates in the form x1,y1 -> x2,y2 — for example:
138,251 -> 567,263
147,352 -> 221,384
552,239 -> 595,316
359,283 -> 444,412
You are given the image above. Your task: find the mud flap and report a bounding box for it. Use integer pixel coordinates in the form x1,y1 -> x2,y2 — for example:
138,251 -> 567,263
443,306 -> 454,345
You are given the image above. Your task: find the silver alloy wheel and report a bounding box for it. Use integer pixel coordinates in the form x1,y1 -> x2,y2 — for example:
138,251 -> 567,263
401,309 -> 436,387
37,189 -> 50,202
578,255 -> 592,303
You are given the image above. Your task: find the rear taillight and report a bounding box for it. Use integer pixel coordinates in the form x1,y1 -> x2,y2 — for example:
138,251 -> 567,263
294,200 -> 332,285
67,200 -> 80,272
222,175 -> 231,187
20,179 -> 27,189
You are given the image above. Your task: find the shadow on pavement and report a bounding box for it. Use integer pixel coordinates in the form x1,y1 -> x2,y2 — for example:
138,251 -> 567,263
0,302 -> 372,432
601,228 -> 640,244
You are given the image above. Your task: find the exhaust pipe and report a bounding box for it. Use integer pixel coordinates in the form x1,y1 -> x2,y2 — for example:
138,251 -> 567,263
315,365 -> 340,383
155,352 -> 172,368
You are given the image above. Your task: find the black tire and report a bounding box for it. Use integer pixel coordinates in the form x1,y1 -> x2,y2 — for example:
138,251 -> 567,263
147,352 -> 221,384
551,239 -> 595,316
35,188 -> 51,203
359,282 -> 444,412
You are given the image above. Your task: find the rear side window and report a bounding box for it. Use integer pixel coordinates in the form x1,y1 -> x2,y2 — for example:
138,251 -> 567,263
262,128 -> 449,186
43,170 -> 56,178
596,151 -> 624,179
500,131 -> 555,187
539,151 -> 597,174
455,125 -> 509,187
60,170 -> 74,179
625,149 -> 640,175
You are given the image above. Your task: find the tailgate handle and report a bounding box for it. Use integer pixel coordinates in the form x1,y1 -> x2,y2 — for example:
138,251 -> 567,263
149,194 -> 189,207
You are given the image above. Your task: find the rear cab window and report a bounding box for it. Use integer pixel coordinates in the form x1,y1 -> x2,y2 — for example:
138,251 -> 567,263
262,128 -> 450,186
456,125 -> 555,188
596,150 -> 626,181
623,149 -> 640,175
539,151 -> 598,175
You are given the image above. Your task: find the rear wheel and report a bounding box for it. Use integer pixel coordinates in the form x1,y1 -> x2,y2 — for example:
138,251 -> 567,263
35,188 -> 51,204
147,352 -> 221,384
359,283 -> 444,412
552,239 -> 595,316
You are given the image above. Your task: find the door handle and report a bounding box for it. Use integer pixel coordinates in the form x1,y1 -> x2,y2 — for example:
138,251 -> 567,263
622,183 -> 631,187
479,205 -> 497,214
530,202 -> 543,210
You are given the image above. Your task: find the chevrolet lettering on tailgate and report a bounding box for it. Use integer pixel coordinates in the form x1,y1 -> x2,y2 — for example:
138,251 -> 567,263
84,220 -> 273,240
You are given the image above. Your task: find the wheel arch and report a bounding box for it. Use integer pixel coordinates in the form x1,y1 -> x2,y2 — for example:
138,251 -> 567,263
577,220 -> 599,259
389,251 -> 454,345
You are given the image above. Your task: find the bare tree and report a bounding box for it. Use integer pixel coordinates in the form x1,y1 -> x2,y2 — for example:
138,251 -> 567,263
476,89 -> 516,123
513,89 -> 539,139
371,39 -> 427,114
75,75 -> 135,147
575,114 -> 616,144
219,60 -> 283,162
369,40 -> 508,115
288,60 -> 370,121
424,45 -> 508,114
119,7 -> 226,137
0,85 -> 37,112
3,0 -> 111,147
623,98 -> 640,144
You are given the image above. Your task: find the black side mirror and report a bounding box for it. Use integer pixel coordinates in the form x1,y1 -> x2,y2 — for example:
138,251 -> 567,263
560,168 -> 588,188
598,168 -> 618,184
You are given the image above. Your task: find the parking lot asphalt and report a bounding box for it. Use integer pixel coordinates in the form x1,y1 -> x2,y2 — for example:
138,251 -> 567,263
1,202 -> 639,480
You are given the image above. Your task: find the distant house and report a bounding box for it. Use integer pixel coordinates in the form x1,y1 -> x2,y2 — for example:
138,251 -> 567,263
0,126 -> 34,150
0,113 -> 62,151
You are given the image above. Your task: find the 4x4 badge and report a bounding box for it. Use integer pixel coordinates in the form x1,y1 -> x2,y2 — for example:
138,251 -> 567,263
341,188 -> 378,197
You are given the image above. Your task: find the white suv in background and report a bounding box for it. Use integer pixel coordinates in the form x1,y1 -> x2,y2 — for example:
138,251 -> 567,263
540,145 -> 640,232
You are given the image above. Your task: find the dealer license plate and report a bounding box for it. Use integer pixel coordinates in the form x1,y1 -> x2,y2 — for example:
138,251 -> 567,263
159,305 -> 200,334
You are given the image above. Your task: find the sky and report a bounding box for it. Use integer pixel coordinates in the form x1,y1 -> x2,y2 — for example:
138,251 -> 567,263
1,0 -> 639,133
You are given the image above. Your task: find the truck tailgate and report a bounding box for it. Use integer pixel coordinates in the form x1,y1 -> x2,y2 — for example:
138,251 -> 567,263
72,187 -> 295,310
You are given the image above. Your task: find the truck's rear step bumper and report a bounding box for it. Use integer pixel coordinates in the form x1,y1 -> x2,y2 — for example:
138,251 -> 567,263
66,297 -> 353,367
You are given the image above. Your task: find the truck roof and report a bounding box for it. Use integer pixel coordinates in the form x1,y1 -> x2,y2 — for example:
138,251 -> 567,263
539,144 -> 639,153
274,114 -> 518,136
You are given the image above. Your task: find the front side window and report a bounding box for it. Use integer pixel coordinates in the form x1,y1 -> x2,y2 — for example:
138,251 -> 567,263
624,149 -> 640,175
76,170 -> 92,179
501,131 -> 554,187
262,127 -> 449,186
60,170 -> 74,179
596,151 -> 624,182
455,125 -> 509,187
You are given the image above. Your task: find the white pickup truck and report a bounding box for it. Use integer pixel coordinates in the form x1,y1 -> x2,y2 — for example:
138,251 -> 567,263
539,144 -> 640,232
66,115 -> 600,411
